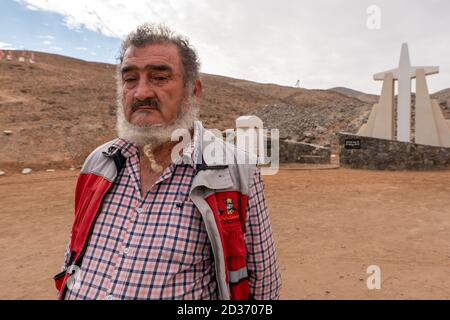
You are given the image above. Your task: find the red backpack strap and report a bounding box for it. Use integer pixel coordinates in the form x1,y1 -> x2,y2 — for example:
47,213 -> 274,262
54,145 -> 125,299
205,191 -> 250,300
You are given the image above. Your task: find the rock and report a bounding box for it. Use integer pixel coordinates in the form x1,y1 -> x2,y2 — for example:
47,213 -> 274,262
304,132 -> 315,138
341,244 -> 346,248
315,126 -> 327,134
0,171 -> 5,176
21,168 -> 32,175
3,130 -> 13,136
69,167 -> 76,171
46,169 -> 56,172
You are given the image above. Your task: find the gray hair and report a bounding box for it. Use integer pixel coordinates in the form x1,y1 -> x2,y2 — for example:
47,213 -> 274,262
118,23 -> 200,88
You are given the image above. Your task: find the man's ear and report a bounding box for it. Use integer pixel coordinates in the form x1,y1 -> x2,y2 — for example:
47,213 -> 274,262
193,79 -> 203,101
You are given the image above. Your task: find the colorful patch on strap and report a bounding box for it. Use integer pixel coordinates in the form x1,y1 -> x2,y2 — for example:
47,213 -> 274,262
225,198 -> 236,215
218,197 -> 239,223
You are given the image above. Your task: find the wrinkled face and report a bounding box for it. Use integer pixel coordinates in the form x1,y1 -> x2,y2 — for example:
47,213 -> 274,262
120,43 -> 186,126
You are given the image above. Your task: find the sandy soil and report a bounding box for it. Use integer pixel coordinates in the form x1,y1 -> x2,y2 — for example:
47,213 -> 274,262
0,167 -> 449,300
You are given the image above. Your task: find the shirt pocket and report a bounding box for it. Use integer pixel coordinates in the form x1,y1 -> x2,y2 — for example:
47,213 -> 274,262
161,197 -> 211,266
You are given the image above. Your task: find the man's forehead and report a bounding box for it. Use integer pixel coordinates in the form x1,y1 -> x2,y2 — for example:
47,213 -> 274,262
122,44 -> 182,69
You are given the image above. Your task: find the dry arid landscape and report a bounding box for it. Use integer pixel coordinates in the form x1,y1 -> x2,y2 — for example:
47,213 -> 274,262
1,168 -> 450,299
1,51 -> 450,299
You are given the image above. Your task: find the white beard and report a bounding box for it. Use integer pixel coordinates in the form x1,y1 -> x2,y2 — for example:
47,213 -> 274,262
116,96 -> 199,148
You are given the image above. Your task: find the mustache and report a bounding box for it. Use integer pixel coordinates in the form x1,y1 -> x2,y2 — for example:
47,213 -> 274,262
130,99 -> 161,112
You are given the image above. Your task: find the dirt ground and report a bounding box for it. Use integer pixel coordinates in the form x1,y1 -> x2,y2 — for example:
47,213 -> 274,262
0,167 -> 449,300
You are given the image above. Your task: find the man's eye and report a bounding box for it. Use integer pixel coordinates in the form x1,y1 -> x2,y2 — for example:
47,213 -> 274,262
150,75 -> 170,84
124,78 -> 136,82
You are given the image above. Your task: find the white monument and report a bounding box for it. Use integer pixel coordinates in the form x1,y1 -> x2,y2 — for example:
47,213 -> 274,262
236,115 -> 264,164
358,43 -> 450,148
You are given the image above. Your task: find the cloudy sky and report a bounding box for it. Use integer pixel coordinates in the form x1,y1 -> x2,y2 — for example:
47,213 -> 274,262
1,0 -> 449,94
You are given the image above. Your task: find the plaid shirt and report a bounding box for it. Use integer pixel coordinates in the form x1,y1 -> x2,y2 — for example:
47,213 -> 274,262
63,135 -> 281,300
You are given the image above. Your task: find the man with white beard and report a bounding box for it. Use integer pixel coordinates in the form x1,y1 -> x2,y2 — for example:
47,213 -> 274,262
54,23 -> 281,300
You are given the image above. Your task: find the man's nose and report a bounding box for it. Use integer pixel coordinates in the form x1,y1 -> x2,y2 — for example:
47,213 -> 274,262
134,78 -> 156,101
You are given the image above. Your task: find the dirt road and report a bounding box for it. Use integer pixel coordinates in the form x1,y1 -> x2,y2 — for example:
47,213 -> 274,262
1,168 -> 449,299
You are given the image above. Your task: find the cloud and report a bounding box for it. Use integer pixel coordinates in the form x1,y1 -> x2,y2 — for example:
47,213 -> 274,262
50,46 -> 63,51
37,35 -> 55,40
15,0 -> 450,93
0,41 -> 15,50
25,4 -> 38,11
75,47 -> 88,51
42,40 -> 52,45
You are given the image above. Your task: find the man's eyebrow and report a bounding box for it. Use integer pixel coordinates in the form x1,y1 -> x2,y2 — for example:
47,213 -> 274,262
121,64 -> 173,74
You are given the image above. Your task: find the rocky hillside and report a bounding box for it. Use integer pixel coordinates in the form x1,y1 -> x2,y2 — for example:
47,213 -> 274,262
329,87 -> 379,104
432,88 -> 450,119
254,92 -> 372,149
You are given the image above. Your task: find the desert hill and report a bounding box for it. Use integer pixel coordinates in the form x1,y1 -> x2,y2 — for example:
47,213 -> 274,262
329,87 -> 379,104
431,88 -> 450,119
0,51 -> 448,171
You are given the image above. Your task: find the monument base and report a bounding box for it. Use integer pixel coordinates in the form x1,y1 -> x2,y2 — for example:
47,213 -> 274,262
338,132 -> 450,170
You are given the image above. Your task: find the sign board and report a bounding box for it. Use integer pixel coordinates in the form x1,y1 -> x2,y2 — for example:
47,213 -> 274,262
344,138 -> 361,149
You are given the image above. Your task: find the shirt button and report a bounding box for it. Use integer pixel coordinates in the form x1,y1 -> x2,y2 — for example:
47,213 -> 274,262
123,247 -> 129,255
136,208 -> 143,214
106,295 -> 113,300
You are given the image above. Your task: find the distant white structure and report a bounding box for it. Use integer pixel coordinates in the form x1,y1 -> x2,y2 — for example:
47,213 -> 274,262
18,51 -> 26,62
1,50 -> 36,64
295,80 -> 300,88
358,43 -> 450,148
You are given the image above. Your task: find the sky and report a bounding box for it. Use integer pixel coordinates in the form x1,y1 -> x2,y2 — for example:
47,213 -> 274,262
1,0 -> 449,94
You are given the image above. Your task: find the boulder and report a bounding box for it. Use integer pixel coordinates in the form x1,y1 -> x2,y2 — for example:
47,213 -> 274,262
21,168 -> 32,175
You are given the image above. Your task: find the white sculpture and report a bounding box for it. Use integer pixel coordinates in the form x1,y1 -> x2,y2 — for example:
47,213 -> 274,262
358,43 -> 450,148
